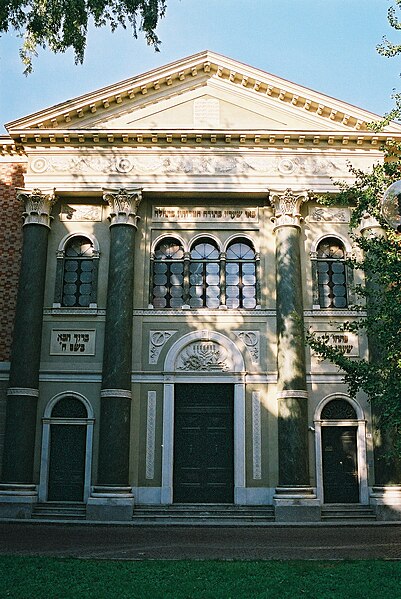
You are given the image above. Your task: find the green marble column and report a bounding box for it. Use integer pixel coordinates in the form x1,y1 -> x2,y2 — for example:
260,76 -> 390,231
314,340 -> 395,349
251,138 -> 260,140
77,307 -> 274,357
96,188 -> 142,494
271,190 -> 318,520
2,189 -> 55,486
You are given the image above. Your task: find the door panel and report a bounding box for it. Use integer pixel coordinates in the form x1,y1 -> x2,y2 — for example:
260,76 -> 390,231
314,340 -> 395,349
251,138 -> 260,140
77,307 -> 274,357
48,424 -> 86,501
174,384 -> 234,503
322,426 -> 359,503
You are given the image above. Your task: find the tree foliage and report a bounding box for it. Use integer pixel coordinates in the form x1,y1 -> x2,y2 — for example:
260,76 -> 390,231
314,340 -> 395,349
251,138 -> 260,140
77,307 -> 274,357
0,0 -> 166,74
306,151 -> 401,456
378,0 -> 401,58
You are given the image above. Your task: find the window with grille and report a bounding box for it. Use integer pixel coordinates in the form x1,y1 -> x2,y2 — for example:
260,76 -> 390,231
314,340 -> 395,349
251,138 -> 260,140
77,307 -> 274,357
189,239 -> 220,308
54,235 -> 99,308
316,237 -> 348,308
150,235 -> 259,310
226,240 -> 257,309
152,238 -> 185,308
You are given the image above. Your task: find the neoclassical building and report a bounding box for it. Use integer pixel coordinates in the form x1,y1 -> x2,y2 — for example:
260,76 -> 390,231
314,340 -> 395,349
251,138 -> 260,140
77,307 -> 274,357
0,51 -> 400,522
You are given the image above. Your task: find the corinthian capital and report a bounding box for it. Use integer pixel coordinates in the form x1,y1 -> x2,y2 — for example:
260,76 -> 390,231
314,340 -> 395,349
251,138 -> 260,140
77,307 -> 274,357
17,188 -> 56,228
270,188 -> 309,230
103,187 -> 142,227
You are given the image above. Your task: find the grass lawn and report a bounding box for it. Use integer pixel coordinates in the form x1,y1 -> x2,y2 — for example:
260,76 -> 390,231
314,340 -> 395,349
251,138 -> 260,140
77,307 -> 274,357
1,557 -> 401,598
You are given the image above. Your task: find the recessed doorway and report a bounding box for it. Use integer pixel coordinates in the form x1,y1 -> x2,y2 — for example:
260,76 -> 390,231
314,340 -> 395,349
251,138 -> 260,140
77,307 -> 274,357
173,384 -> 234,503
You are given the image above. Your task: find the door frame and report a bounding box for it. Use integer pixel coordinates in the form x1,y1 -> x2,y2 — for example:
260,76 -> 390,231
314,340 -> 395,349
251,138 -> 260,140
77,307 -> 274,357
173,383 -> 235,503
314,393 -> 368,504
38,392 -> 95,502
161,330 -> 246,505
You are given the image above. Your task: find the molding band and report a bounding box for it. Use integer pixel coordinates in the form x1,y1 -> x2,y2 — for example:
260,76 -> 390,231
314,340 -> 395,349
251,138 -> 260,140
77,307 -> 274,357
100,389 -> 132,400
7,387 -> 39,397
277,390 -> 308,400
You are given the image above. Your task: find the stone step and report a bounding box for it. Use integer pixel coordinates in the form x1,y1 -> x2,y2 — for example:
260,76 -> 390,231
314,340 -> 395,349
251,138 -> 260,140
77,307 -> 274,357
321,504 -> 376,521
132,504 -> 275,525
32,502 -> 86,520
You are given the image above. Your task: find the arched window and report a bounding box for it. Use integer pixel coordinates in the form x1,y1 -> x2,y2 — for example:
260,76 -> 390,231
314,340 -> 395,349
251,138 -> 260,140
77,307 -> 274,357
149,235 -> 259,310
226,239 -> 257,309
316,237 -> 348,308
152,238 -> 184,308
51,396 -> 88,419
54,235 -> 99,308
189,239 -> 220,308
321,399 -> 357,420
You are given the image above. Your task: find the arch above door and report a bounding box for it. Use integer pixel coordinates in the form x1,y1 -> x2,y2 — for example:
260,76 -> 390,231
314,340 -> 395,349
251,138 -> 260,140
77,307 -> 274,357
161,330 -> 246,505
39,392 -> 94,503
314,393 -> 368,505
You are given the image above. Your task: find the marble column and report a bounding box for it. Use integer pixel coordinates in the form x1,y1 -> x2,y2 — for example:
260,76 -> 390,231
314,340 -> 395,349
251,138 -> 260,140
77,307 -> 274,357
0,188 -> 55,516
88,188 -> 141,521
270,189 -> 319,521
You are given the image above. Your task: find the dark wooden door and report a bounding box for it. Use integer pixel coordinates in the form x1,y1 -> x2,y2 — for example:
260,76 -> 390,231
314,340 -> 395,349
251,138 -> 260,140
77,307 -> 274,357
322,426 -> 359,503
174,384 -> 234,503
48,424 -> 86,501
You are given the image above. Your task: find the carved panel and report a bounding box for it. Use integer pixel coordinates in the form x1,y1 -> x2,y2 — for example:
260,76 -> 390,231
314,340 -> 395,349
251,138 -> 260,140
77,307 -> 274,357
252,391 -> 262,480
176,342 -> 232,372
30,154 -> 352,177
149,330 -> 177,364
145,391 -> 157,480
308,207 -> 350,223
234,331 -> 260,365
60,204 -> 102,222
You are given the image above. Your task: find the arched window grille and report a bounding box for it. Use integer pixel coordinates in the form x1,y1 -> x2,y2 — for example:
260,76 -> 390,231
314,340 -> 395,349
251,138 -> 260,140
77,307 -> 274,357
189,239 -> 220,308
51,396 -> 88,419
321,399 -> 357,420
150,235 -> 259,310
54,236 -> 99,308
226,240 -> 257,309
315,237 -> 348,309
152,238 -> 185,308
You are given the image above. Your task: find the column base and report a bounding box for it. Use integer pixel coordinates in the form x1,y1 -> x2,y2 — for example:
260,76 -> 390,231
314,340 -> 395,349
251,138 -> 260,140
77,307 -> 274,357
87,486 -> 135,521
370,486 -> 401,521
273,486 -> 321,522
0,484 -> 38,519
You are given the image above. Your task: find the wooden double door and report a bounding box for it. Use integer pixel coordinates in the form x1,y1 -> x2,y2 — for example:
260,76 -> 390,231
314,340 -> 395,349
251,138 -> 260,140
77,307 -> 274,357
173,384 -> 234,503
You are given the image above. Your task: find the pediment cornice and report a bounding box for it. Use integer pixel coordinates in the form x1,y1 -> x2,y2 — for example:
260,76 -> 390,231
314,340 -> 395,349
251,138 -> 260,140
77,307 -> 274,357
6,51 -> 400,135
7,128 -> 399,151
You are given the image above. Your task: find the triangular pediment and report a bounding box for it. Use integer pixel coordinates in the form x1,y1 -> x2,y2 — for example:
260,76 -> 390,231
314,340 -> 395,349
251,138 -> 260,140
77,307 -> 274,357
6,50 -> 401,137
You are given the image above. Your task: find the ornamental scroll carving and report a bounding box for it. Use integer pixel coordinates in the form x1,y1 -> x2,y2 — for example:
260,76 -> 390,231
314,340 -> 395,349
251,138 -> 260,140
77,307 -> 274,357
103,188 -> 142,227
149,330 -> 177,364
234,331 -> 260,365
176,342 -> 231,372
16,187 -> 56,228
309,207 -> 350,223
270,188 -> 309,229
31,155 -> 346,177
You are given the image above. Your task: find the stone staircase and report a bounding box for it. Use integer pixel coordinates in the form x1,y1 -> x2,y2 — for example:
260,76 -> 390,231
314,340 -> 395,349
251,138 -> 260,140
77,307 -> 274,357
32,502 -> 87,521
132,504 -> 275,526
321,504 -> 376,522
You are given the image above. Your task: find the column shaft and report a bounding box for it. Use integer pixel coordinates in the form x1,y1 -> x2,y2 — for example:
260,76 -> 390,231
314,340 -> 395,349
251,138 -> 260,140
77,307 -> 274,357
275,225 -> 309,486
2,191 -> 53,484
98,225 -> 135,486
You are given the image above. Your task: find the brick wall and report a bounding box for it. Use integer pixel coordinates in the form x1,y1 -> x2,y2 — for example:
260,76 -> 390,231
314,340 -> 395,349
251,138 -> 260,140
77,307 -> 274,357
0,161 -> 25,362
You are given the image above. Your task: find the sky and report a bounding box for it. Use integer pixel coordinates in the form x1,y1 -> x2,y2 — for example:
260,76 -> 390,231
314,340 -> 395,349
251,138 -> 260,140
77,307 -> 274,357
1,0 -> 401,134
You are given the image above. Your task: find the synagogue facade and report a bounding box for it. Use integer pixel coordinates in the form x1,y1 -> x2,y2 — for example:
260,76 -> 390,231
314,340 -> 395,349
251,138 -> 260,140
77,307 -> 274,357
1,51 -> 400,522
